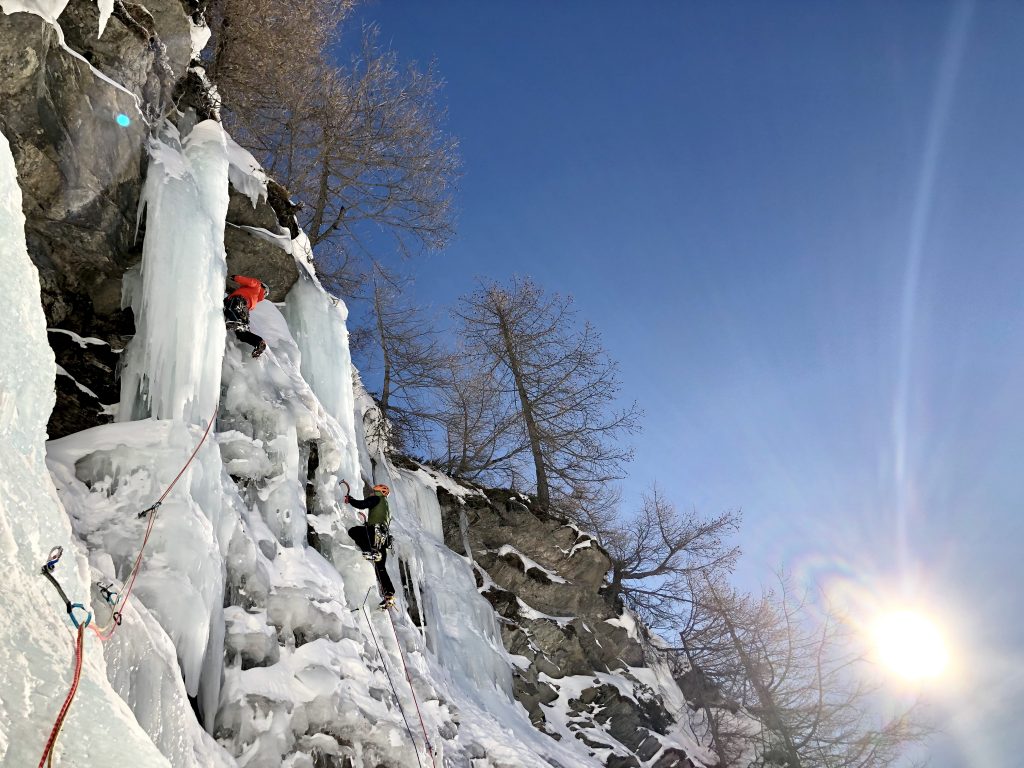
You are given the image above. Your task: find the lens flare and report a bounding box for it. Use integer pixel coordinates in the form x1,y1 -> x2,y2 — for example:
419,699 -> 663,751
872,609 -> 950,681
116,114 -> 131,127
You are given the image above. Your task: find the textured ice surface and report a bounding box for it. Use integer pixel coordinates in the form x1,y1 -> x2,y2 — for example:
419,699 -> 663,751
282,252 -> 361,500
0,127 -> 172,767
47,420 -> 231,705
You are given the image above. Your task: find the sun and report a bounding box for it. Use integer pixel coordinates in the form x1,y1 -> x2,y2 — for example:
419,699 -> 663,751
871,609 -> 950,681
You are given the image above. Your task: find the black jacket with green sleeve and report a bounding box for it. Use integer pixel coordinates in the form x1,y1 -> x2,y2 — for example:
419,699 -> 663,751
348,491 -> 390,527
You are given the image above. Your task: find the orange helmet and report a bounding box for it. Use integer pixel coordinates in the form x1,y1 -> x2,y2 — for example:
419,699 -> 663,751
372,484 -> 390,496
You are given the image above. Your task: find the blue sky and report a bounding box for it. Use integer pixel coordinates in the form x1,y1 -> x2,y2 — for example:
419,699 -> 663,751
347,2 -> 1024,763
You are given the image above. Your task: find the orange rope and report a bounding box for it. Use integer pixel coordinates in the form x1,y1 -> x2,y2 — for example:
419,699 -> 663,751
37,623 -> 85,768
92,406 -> 218,641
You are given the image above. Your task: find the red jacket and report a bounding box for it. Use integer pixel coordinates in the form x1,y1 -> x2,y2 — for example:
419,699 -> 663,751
228,275 -> 267,311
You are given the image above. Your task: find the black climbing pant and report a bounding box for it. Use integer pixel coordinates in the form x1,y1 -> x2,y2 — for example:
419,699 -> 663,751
347,524 -> 396,598
224,295 -> 265,353
234,327 -> 264,349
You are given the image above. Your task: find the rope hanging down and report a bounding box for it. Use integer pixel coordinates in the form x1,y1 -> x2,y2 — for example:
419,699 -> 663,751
363,542 -> 434,760
38,624 -> 85,768
385,605 -> 434,759
358,589 -> 425,768
92,405 -> 218,641
360,538 -> 435,764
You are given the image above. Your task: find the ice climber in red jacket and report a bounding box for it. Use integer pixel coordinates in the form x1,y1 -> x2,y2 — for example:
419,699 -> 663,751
224,275 -> 270,358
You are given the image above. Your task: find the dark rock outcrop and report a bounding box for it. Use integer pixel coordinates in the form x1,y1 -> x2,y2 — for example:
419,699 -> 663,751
0,2 -> 190,437
437,484 -> 699,767
1,3 -> 302,435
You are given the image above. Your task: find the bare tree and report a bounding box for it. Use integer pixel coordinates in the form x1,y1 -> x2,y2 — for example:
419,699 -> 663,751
431,355 -> 527,485
357,264 -> 452,454
595,485 -> 740,631
205,3 -> 459,285
679,574 -> 931,768
205,0 -> 343,119
453,277 -> 641,509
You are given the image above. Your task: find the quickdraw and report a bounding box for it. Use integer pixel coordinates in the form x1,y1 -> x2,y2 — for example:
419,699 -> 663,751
39,547 -> 92,631
37,545 -> 90,768
136,500 -> 161,520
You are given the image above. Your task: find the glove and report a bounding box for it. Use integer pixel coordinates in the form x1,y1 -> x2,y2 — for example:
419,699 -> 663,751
343,495 -> 350,504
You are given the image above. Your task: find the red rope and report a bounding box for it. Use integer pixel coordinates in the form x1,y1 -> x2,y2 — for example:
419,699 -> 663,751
386,608 -> 434,757
93,406 -> 218,641
37,623 -> 85,768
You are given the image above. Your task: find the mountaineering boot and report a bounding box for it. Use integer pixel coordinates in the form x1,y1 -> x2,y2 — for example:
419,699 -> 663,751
379,594 -> 396,610
252,340 -> 267,358
363,549 -> 383,562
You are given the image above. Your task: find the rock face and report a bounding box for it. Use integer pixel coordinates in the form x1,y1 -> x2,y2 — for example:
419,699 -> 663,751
438,485 -> 700,768
0,2 -> 301,437
0,1 -> 185,436
224,187 -> 300,302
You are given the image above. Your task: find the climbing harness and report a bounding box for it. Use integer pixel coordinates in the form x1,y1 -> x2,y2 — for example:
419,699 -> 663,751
37,547 -> 90,768
357,588 -> 426,768
91,405 -> 218,640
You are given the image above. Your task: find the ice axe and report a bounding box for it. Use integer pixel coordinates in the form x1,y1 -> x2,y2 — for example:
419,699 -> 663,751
341,479 -> 366,522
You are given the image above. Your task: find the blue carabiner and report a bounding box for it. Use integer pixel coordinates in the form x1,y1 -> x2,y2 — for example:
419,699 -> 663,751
68,603 -> 92,629
98,583 -> 119,605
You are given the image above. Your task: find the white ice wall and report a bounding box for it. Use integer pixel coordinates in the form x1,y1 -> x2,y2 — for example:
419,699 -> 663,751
0,126 -> 171,767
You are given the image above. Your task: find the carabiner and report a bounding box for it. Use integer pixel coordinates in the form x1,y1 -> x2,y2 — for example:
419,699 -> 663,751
68,603 -> 92,629
137,500 -> 162,519
44,545 -> 63,572
98,582 -> 119,605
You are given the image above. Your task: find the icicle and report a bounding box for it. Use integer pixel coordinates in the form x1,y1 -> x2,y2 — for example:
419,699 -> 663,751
282,238 -> 361,488
119,120 -> 229,425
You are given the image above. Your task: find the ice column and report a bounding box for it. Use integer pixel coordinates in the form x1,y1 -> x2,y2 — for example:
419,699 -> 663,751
115,119 -> 231,729
387,469 -> 514,703
119,120 -> 229,426
283,243 -> 362,486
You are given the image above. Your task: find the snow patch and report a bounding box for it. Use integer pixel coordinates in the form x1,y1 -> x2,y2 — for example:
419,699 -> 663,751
497,544 -> 569,584
225,134 -> 268,207
189,15 -> 211,59
55,363 -> 99,399
48,327 -> 108,347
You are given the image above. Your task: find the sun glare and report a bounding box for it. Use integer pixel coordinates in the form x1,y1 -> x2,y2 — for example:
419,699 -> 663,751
872,610 -> 950,681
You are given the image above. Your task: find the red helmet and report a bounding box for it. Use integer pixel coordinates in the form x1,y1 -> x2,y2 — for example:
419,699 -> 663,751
372,484 -> 390,496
